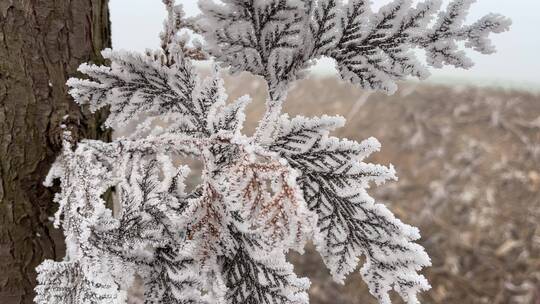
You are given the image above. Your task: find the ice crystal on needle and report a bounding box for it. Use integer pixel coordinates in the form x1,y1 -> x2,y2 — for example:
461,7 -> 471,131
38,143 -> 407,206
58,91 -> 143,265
36,1 -> 509,303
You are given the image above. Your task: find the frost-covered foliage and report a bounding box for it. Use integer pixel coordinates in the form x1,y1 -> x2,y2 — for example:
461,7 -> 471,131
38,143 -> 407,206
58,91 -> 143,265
35,1 -> 508,304
199,0 -> 511,96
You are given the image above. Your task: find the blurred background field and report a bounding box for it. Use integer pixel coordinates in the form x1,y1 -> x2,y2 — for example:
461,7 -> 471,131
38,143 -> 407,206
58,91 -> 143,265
220,73 -> 540,304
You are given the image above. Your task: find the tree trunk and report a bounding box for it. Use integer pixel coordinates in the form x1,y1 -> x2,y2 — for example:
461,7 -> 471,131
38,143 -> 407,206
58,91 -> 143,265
0,1 -> 111,303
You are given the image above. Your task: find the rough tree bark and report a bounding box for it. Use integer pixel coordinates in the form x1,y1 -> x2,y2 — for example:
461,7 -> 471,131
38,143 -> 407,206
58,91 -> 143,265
0,1 -> 111,303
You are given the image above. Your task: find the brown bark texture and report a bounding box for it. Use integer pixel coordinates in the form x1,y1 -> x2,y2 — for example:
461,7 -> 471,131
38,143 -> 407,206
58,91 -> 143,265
0,1 -> 111,303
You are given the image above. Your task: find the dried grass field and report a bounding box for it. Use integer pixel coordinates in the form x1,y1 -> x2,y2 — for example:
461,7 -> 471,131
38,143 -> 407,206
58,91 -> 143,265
122,72 -> 540,304
223,74 -> 540,304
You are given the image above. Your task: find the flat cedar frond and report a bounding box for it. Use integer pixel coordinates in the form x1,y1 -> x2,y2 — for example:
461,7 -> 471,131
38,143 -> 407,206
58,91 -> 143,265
228,148 -> 315,250
36,261 -> 126,304
185,182 -> 232,263
199,0 -> 510,95
36,1 -> 509,304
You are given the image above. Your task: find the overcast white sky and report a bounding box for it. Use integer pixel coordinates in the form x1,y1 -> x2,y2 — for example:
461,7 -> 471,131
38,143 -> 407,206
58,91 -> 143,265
110,0 -> 540,89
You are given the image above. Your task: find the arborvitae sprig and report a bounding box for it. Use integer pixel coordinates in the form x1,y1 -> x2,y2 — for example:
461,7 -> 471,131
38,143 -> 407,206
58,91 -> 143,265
36,1 -> 509,304
199,0 -> 511,95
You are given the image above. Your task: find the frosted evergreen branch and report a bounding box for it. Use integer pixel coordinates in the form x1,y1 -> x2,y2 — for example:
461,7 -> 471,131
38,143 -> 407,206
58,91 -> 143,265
220,229 -> 310,304
199,0 -> 511,95
36,1 -> 509,303
144,245 -> 209,304
270,115 -> 431,303
198,0 -> 509,143
35,261 -> 126,304
161,0 -> 208,62
67,49 -> 198,129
